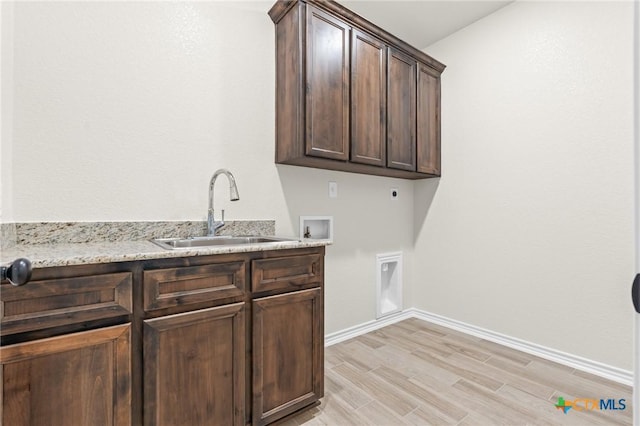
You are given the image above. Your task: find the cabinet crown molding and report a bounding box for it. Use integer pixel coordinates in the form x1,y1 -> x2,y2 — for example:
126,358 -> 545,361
268,0 -> 446,74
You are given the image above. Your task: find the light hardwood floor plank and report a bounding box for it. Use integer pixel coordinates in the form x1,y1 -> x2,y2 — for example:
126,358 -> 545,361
410,348 -> 504,391
571,369 -> 633,394
283,319 -> 631,425
452,379 -> 545,424
372,343 -> 462,386
403,405 -> 458,426
331,362 -> 420,417
324,369 -> 373,410
355,400 -> 410,425
446,352 -> 556,400
497,384 -> 613,426
370,365 -> 468,421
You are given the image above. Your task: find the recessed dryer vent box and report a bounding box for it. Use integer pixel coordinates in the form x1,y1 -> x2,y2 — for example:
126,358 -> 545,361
299,216 -> 333,241
376,252 -> 403,319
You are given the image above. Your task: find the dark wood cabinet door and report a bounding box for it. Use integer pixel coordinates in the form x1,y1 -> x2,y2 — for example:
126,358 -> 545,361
351,29 -> 387,166
387,48 -> 417,171
1,324 -> 131,426
305,5 -> 350,161
417,63 -> 441,175
252,288 -> 323,425
143,303 -> 245,426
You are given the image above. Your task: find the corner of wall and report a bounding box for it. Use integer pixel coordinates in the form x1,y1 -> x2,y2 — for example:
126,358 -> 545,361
0,1 -> 15,223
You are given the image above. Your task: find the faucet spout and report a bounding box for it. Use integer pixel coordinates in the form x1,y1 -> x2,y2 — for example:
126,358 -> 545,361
208,169 -> 240,236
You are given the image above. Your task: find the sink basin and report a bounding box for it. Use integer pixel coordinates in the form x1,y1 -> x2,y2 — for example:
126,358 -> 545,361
151,236 -> 299,250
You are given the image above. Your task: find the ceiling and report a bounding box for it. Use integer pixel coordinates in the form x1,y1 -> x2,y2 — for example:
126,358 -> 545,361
242,0 -> 513,49
332,1 -> 513,48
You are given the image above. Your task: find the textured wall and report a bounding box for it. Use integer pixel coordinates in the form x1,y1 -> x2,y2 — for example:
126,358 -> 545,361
415,1 -> 635,370
1,1 -> 415,334
3,1 -> 636,370
1,2 -> 15,222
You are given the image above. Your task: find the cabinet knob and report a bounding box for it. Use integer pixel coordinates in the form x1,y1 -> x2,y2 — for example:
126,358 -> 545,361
1,258 -> 33,287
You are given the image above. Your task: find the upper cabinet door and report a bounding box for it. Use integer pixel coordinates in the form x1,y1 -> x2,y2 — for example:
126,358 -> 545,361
417,63 -> 441,175
387,48 -> 417,171
305,5 -> 350,161
350,30 -> 387,167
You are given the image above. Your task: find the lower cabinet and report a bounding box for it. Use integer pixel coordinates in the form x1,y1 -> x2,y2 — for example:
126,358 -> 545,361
0,324 -> 131,426
143,303 -> 246,426
252,288 -> 323,425
1,247 -> 325,426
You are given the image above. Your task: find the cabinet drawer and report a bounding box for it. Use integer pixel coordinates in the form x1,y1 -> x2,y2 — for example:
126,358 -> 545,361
143,262 -> 245,312
1,272 -> 132,337
251,254 -> 323,294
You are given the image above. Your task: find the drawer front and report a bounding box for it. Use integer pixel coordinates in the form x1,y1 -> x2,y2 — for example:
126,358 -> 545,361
143,262 -> 245,312
251,254 -> 323,294
1,272 -> 133,336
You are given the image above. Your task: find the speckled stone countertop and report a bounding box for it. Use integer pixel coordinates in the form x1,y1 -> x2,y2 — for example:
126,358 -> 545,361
0,220 -> 331,268
0,238 -> 331,268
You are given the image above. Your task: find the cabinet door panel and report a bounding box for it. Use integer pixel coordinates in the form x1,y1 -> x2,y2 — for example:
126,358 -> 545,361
1,324 -> 131,426
417,63 -> 441,175
351,30 -> 387,166
306,5 -> 350,161
387,48 -> 417,171
143,303 -> 245,426
252,288 -> 323,425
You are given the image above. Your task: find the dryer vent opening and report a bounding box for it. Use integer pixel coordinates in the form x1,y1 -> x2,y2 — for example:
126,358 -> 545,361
376,252 -> 403,319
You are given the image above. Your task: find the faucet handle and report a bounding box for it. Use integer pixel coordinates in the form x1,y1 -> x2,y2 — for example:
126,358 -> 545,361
221,209 -> 225,222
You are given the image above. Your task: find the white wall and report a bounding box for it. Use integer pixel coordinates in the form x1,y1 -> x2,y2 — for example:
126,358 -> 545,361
416,1 -> 635,370
4,0 -> 636,371
1,1 -> 415,334
1,2 -> 15,222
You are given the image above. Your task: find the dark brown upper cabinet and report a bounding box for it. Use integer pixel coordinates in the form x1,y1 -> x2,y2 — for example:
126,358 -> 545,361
269,0 -> 445,180
351,29 -> 387,167
417,62 -> 442,175
387,48 -> 417,171
305,6 -> 350,161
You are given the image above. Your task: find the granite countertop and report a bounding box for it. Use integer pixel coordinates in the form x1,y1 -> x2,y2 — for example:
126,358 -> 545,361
0,221 -> 331,268
0,238 -> 331,268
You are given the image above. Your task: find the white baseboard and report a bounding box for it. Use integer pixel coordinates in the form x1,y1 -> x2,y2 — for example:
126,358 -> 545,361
324,310 -> 413,347
325,308 -> 633,386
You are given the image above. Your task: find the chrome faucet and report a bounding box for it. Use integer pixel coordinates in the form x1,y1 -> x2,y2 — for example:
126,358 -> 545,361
207,169 -> 240,236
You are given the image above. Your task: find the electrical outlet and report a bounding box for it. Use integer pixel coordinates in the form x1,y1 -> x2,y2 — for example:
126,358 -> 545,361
390,188 -> 399,200
329,181 -> 338,198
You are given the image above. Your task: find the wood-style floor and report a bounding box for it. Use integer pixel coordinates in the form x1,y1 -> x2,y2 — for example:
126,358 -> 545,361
280,318 -> 632,426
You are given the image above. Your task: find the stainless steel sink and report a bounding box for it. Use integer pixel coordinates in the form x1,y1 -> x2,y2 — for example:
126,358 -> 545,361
151,236 -> 299,250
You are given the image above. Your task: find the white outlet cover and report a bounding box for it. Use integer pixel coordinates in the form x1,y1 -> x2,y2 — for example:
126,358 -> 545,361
329,181 -> 338,198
